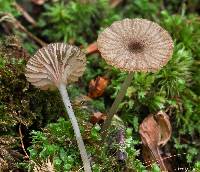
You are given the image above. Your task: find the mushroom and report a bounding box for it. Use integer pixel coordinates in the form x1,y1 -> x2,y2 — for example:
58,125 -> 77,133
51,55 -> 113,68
25,43 -> 92,172
97,18 -> 174,133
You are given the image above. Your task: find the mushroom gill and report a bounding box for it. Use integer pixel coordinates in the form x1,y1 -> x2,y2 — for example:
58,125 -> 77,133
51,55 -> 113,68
25,43 -> 86,90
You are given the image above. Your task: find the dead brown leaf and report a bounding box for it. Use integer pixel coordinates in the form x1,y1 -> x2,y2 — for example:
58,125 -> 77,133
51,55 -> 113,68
155,111 -> 172,147
86,42 -> 98,55
139,112 -> 172,171
88,76 -> 108,98
90,112 -> 107,124
139,115 -> 160,148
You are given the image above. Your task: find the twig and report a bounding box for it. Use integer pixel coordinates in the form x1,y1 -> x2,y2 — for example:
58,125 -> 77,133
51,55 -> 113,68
19,124 -> 30,159
77,166 -> 84,172
0,13 -> 47,47
19,24 -> 47,47
13,2 -> 36,26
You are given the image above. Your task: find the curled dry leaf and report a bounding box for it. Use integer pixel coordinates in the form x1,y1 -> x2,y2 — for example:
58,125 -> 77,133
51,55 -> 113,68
139,115 -> 165,171
155,111 -> 172,147
139,112 -> 172,171
139,115 -> 160,149
88,76 -> 108,98
90,112 -> 107,124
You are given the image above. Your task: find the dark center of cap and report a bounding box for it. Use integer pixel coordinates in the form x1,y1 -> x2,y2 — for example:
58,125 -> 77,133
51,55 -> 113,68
128,41 -> 144,53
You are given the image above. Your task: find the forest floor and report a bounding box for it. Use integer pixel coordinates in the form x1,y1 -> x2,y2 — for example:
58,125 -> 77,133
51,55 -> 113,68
0,0 -> 200,172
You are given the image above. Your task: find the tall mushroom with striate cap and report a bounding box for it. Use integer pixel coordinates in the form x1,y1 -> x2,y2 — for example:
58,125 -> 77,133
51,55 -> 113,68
25,43 -> 92,172
97,18 -> 174,133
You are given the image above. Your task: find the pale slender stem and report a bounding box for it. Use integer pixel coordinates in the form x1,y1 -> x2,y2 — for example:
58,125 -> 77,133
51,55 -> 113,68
58,83 -> 92,172
101,72 -> 134,134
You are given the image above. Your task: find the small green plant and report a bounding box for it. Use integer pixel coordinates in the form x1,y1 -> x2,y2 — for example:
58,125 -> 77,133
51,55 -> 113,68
121,0 -> 161,19
27,117 -> 147,171
28,118 -> 81,171
193,161 -> 200,171
0,0 -> 19,16
38,0 -> 120,45
0,0 -> 200,171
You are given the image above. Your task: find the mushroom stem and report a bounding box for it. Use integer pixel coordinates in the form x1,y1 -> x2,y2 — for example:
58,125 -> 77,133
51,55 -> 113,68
58,83 -> 92,172
101,72 -> 134,134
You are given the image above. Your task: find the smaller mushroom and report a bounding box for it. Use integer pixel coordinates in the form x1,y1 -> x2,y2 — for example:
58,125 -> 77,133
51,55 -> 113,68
25,43 -> 92,172
97,18 -> 174,133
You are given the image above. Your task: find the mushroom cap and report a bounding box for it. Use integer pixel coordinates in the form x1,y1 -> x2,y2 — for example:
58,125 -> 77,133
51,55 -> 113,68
97,18 -> 174,72
25,43 -> 86,90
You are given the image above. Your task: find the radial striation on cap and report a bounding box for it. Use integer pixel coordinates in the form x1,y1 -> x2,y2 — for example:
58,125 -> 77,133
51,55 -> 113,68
25,43 -> 86,90
97,18 -> 174,72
